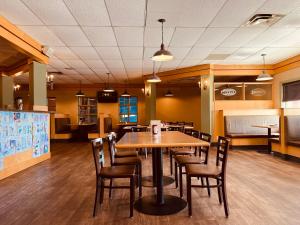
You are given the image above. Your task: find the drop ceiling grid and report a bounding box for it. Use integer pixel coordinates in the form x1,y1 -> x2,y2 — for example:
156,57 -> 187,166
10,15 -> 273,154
1,0 -> 300,84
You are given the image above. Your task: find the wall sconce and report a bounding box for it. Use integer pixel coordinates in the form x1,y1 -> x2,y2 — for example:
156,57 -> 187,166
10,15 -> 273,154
198,81 -> 201,88
46,73 -> 54,90
203,79 -> 208,90
14,84 -> 21,91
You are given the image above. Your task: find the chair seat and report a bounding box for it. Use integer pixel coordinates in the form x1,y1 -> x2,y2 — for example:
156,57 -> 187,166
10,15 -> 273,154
171,147 -> 195,155
186,164 -> 222,178
114,156 -> 141,166
115,150 -> 137,158
100,165 -> 135,178
174,155 -> 204,165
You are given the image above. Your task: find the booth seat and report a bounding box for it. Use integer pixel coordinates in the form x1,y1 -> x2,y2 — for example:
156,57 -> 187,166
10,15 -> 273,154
50,113 -> 72,140
225,115 -> 280,147
285,115 -> 300,147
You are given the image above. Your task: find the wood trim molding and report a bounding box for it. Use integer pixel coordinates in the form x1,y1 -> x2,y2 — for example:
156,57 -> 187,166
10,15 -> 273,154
273,54 -> 300,74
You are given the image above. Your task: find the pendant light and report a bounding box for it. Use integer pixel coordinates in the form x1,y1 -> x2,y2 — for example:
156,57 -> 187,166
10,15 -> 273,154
121,79 -> 131,97
165,89 -> 174,97
103,73 -> 115,92
147,61 -> 161,83
256,54 -> 273,81
75,81 -> 85,97
152,19 -> 173,62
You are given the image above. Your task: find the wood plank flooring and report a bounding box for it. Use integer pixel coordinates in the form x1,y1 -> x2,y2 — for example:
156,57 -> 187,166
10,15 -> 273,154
0,142 -> 300,225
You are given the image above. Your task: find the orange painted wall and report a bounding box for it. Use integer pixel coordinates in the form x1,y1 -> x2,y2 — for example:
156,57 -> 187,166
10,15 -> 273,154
156,87 -> 201,130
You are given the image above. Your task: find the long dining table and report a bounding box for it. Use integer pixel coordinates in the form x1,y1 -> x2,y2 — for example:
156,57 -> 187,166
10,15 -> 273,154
115,131 -> 210,215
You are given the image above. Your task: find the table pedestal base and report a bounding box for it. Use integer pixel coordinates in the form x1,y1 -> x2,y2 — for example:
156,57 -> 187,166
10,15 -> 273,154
134,195 -> 187,215
142,176 -> 174,187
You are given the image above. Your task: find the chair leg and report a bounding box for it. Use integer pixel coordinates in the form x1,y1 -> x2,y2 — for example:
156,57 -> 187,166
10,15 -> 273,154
217,179 -> 222,205
187,175 -> 192,216
174,161 -> 178,188
206,177 -> 211,197
93,181 -> 100,217
138,164 -> 142,198
130,177 -> 135,217
221,179 -> 229,217
109,179 -> 113,199
179,165 -> 183,198
170,152 -> 173,175
100,178 -> 104,204
200,177 -> 204,185
144,148 -> 147,159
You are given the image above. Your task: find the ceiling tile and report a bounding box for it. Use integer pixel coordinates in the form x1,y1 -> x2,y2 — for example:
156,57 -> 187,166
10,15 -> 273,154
228,47 -> 262,60
52,47 -> 79,59
105,0 -> 146,26
273,8 -> 300,28
59,68 -> 79,75
211,47 -> 238,54
70,47 -> 99,59
22,0 -> 77,25
195,28 -> 236,47
82,27 -> 117,46
76,68 -> 96,75
168,47 -> 191,59
18,26 -> 65,46
83,60 -> 107,69
144,27 -> 175,47
0,0 -> 43,25
123,60 -> 143,69
178,59 -> 202,68
103,60 -> 125,69
256,0 -> 300,14
92,68 -> 109,75
119,47 -> 143,59
219,27 -> 266,48
50,26 -> 91,46
142,60 -> 161,69
210,0 -> 266,27
143,47 -> 158,59
49,57 -> 69,68
245,28 -> 296,47
64,0 -> 110,26
170,28 -> 205,47
159,60 -> 182,70
95,47 -> 122,59
268,28 -> 300,47
185,47 -> 214,60
63,59 -> 89,69
114,27 -> 144,46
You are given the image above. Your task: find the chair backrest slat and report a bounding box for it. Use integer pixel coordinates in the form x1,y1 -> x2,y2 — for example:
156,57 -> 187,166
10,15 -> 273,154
107,132 -> 117,165
91,138 -> 105,177
199,132 -> 212,164
216,136 -> 229,175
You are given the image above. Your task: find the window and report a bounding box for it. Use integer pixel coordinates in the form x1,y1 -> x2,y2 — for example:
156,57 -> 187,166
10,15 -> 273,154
119,96 -> 138,123
282,80 -> 300,109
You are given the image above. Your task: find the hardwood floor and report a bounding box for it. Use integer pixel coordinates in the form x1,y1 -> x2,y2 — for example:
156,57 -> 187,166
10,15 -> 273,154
0,142 -> 300,225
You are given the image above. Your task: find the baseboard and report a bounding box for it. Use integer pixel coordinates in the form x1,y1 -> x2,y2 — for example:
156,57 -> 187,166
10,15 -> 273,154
272,151 -> 300,163
50,139 -> 71,143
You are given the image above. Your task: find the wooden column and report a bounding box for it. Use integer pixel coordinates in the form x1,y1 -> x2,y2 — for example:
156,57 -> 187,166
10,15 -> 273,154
29,61 -> 48,111
0,75 -> 14,109
145,82 -> 157,124
200,73 -> 214,134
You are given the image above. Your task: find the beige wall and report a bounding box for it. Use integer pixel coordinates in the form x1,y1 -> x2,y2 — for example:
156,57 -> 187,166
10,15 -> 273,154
273,67 -> 300,108
156,87 -> 201,130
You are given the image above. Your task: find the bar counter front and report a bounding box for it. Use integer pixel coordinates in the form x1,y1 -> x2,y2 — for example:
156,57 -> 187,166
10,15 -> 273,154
0,110 -> 50,180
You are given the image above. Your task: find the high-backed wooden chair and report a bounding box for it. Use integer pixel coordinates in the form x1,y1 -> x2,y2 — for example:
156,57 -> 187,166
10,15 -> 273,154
186,136 -> 230,217
174,132 -> 211,197
107,133 -> 142,198
169,130 -> 199,175
91,138 -> 138,217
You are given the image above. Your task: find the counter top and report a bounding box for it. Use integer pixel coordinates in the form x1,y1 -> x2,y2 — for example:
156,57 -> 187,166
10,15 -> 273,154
0,109 -> 50,113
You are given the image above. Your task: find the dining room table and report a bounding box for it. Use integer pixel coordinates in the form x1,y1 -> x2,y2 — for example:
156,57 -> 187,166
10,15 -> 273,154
115,131 -> 210,215
252,124 -> 279,153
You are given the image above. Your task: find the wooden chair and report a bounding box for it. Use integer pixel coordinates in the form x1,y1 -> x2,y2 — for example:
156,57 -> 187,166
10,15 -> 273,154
107,133 -> 142,199
174,132 -> 211,198
186,136 -> 229,217
169,130 -> 199,175
109,132 -> 137,158
131,126 -> 149,158
91,138 -> 138,217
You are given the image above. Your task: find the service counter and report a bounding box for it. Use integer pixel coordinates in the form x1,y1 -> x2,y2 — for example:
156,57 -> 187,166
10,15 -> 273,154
0,110 -> 50,180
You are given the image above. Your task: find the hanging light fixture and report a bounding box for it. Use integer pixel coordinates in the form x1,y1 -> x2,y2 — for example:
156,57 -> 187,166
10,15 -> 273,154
14,84 -> 21,91
75,81 -> 85,97
46,73 -> 54,90
152,19 -> 173,62
103,73 -> 115,92
165,89 -> 174,97
121,79 -> 131,97
256,54 -> 273,81
147,61 -> 161,83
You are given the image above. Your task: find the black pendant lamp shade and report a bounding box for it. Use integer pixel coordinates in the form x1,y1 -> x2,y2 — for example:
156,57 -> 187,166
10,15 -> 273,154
165,89 -> 174,97
75,81 -> 85,97
147,61 -> 161,83
152,19 -> 173,62
103,73 -> 115,92
121,89 -> 130,97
